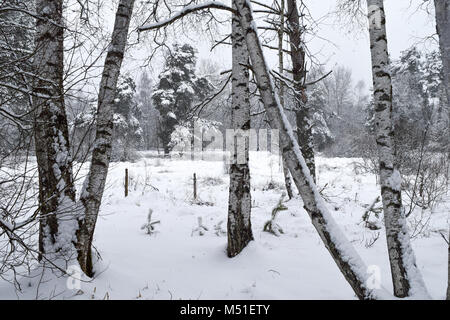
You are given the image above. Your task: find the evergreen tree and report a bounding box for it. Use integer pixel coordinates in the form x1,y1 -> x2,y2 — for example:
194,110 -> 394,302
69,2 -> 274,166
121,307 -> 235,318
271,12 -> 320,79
368,47 -> 449,154
306,84 -> 334,150
152,43 -> 212,155
136,71 -> 160,150
112,76 -> 144,161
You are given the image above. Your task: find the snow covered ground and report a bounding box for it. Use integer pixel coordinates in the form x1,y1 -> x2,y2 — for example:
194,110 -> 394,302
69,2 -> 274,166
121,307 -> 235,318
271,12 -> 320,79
0,151 -> 448,300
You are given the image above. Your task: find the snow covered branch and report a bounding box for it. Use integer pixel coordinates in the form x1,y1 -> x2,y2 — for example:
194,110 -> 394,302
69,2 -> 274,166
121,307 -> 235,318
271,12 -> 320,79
138,1 -> 235,32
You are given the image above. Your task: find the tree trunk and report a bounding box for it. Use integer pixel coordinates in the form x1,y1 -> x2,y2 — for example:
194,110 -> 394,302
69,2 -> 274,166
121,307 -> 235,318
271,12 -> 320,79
278,0 -> 294,199
77,0 -> 135,276
227,2 -> 253,258
434,0 -> 450,113
191,118 -> 195,160
433,0 -> 450,300
286,0 -> 316,180
281,153 -> 294,199
33,0 -> 77,259
366,0 -> 429,298
234,0 -> 386,299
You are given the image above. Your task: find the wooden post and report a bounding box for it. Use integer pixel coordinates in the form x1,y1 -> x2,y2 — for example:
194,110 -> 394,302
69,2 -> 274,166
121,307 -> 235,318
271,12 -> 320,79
125,168 -> 128,197
193,173 -> 197,200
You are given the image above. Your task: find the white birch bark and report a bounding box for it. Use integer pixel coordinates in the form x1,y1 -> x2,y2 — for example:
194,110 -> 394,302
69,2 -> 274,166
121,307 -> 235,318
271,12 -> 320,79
366,0 -> 429,298
77,0 -> 135,276
33,0 -> 78,258
234,0 -> 389,299
433,0 -> 450,300
278,0 -> 294,199
227,1 -> 253,257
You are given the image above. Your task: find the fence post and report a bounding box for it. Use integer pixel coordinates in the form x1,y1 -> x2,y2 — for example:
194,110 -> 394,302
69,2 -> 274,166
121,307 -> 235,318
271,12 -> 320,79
193,173 -> 197,200
125,168 -> 128,197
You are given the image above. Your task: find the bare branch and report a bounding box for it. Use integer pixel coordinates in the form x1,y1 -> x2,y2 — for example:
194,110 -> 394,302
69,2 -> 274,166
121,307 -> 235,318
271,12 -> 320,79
138,1 -> 235,32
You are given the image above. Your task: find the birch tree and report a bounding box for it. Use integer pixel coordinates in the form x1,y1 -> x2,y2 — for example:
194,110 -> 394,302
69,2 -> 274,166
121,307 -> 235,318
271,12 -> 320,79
77,0 -> 136,276
366,0 -> 428,298
434,0 -> 450,116
1,0 -> 137,276
277,0 -> 294,199
32,0 -> 78,259
227,1 -> 253,257
233,0 -> 387,299
433,0 -> 450,300
136,1 -> 253,257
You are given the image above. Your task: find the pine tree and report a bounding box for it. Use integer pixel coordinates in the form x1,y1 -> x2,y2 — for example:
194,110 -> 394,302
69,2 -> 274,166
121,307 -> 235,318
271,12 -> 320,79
152,43 -> 212,155
305,83 -> 334,150
112,76 -> 144,161
136,71 -> 160,150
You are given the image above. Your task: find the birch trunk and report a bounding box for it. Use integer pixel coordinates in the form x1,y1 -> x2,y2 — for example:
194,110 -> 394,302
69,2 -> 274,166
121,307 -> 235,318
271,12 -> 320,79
77,0 -> 135,276
366,0 -> 429,298
234,0 -> 385,299
33,0 -> 77,258
227,2 -> 253,257
433,0 -> 450,300
278,0 -> 294,199
286,0 -> 316,180
434,0 -> 450,113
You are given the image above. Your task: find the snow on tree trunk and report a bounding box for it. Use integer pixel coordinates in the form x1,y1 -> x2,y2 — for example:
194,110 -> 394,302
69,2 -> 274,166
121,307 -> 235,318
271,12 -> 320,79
77,0 -> 135,276
278,0 -> 294,199
433,0 -> 450,300
281,150 -> 294,199
366,0 -> 429,298
33,0 -> 78,258
227,2 -> 253,257
234,0 -> 389,300
286,0 -> 316,181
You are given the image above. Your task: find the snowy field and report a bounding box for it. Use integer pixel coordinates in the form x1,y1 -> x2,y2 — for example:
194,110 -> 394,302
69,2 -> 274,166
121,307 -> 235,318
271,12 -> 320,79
0,151 -> 448,300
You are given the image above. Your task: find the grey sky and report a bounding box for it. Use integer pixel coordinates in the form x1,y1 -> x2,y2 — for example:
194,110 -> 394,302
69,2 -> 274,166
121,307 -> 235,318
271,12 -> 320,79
303,0 -> 437,90
125,0 -> 437,93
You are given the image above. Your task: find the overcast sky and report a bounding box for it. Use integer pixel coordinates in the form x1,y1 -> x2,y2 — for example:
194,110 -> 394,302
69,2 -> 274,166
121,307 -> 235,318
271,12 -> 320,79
302,0 -> 437,90
124,0 -> 438,93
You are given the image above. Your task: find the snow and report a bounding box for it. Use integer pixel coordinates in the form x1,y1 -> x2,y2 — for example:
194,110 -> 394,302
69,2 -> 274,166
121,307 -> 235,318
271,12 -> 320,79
167,111 -> 177,120
251,14 -> 380,295
176,82 -> 195,95
0,153 -> 447,300
385,169 -> 402,191
113,113 -> 127,126
0,218 -> 14,231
